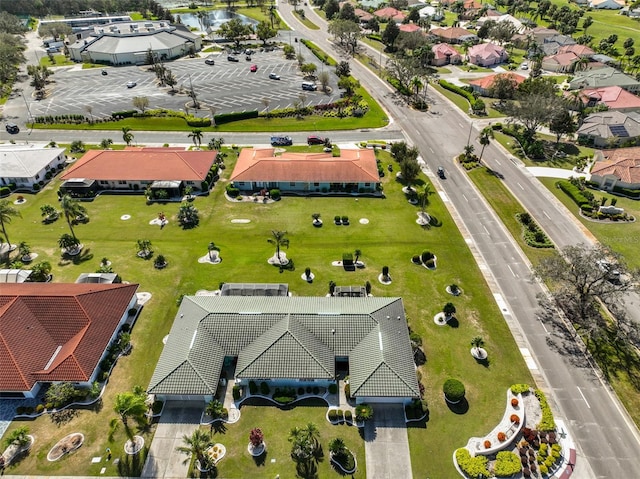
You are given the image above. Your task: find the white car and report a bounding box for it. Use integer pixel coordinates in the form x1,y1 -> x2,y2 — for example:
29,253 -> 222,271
126,81 -> 137,88
520,62 -> 529,70
269,73 -> 281,80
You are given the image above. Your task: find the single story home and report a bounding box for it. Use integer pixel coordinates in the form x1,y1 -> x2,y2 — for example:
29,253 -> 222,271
373,7 -> 406,22
68,21 -> 201,65
559,44 -> 595,57
468,72 -> 526,96
354,8 -> 374,23
399,23 -> 422,34
542,52 -> 581,72
577,111 -> 640,147
0,283 -> 138,398
148,295 -> 420,404
60,147 -> 217,196
569,67 -> 640,93
467,42 -> 508,66
590,147 -> 640,190
0,145 -> 66,191
418,5 -> 444,21
542,34 -> 576,55
572,86 -> 640,112
512,27 -> 560,47
0,269 -> 32,283
430,27 -> 478,44
431,43 -> 462,66
589,0 -> 624,9
229,148 -> 380,195
476,13 -> 525,34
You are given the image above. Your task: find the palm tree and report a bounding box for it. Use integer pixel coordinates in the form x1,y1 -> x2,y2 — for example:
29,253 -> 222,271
18,241 -> 31,260
137,239 -> 153,258
418,184 -> 434,216
410,76 -> 423,103
58,233 -> 81,253
0,200 -> 21,251
176,429 -> 213,468
113,391 -> 147,439
207,241 -> 220,261
267,230 -> 289,262
30,261 -> 52,282
354,249 -> 362,264
60,194 -> 87,241
463,143 -> 475,159
328,437 -> 346,456
471,336 -> 485,350
188,129 -> 203,149
399,157 -> 421,191
122,127 -> 134,146
100,138 -> 113,150
41,204 -> 59,222
477,126 -> 494,162
205,399 -> 226,419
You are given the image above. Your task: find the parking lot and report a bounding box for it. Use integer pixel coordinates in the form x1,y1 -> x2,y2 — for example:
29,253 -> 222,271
25,45 -> 342,120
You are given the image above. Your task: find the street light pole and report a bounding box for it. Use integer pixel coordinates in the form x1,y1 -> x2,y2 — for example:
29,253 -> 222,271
22,94 -> 34,124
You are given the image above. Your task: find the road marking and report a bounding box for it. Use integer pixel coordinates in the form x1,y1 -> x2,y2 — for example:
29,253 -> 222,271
494,159 -> 501,165
577,387 -> 591,408
517,182 -> 524,190
462,194 -> 469,202
459,123 -> 464,129
539,320 -> 549,334
483,225 -> 490,235
429,147 -> 434,153
543,211 -> 551,219
507,264 -> 516,277
438,191 -> 449,202
519,347 -> 538,370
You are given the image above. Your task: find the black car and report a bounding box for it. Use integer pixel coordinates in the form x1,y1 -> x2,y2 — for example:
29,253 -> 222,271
5,123 -> 19,134
307,135 -> 326,145
227,55 -> 239,62
437,166 -> 446,179
101,69 -> 108,75
270,135 -> 293,146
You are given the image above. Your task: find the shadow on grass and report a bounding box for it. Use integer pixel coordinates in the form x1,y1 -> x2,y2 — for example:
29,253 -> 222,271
252,450 -> 267,466
475,357 -> 490,368
446,398 -> 469,415
117,446 -> 148,477
447,316 -> 459,328
50,408 -> 78,426
211,422 -> 227,435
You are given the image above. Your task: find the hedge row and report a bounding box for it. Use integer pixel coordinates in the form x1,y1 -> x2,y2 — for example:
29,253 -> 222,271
494,451 -> 521,477
300,39 -> 337,66
535,389 -> 556,432
516,213 -> 554,249
557,180 -> 590,208
455,448 -> 490,478
215,110 -> 259,124
613,185 -> 640,198
438,79 -> 484,112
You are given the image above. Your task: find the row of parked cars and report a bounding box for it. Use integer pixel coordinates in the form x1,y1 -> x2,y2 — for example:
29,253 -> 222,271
270,135 -> 330,146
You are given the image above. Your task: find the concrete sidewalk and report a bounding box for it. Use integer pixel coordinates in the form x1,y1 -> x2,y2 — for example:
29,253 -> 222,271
364,404 -> 412,479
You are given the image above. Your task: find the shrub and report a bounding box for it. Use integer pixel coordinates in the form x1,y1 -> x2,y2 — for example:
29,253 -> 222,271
260,381 -> 270,395
494,451 -> 522,477
355,403 -> 373,421
35,404 -> 45,413
313,386 -> 319,395
225,184 -> 240,197
0,187 -> 10,197
344,382 -> 351,398
535,389 -> 556,431
273,395 -> 296,404
341,215 -> 349,223
484,440 -> 491,448
421,250 -> 434,263
511,398 -> 519,407
511,414 -> 520,423
539,464 -> 548,475
557,180 -> 590,208
232,385 -> 241,400
344,410 -> 352,421
382,265 -> 389,276
455,448 -> 490,478
269,188 -> 281,200
298,387 -> 305,395
249,381 -> 258,395
443,378 -> 465,402
337,409 -> 344,420
334,215 -> 341,223
425,258 -> 435,268
412,254 -> 421,264
214,110 -> 259,124
511,384 -> 530,394
328,409 -> 337,421
328,383 -> 338,394
342,252 -> 353,265
497,431 -> 506,441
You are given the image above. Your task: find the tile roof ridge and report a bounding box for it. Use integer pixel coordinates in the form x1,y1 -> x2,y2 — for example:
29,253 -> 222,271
0,326 -> 31,390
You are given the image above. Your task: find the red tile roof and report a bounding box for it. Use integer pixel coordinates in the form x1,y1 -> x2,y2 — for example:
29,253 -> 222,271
578,86 -> 640,110
374,7 -> 402,18
0,283 -> 138,392
592,148 -> 640,184
431,27 -> 475,41
61,148 -> 216,182
432,43 -> 461,61
559,44 -> 595,57
399,24 -> 422,33
230,148 -> 380,184
468,72 -> 527,90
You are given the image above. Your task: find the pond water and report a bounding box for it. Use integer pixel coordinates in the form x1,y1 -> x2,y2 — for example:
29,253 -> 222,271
175,10 -> 258,32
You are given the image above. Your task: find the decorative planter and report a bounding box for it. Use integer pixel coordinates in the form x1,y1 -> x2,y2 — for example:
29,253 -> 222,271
124,435 -> 144,455
47,433 -> 83,461
247,441 -> 266,457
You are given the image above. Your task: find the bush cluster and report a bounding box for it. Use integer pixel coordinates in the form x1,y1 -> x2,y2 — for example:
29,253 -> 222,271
494,451 -> 522,477
557,180 -> 591,209
500,124 -> 545,159
510,383 -> 531,395
535,389 -> 556,431
455,448 -> 490,478
438,80 -> 485,113
34,114 -> 86,124
273,387 -> 297,404
226,184 -> 240,198
300,39 -> 337,66
516,212 -> 554,248
443,378 -> 465,402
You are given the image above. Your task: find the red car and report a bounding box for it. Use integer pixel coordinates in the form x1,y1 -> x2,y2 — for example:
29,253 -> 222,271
250,64 -> 258,72
307,135 -> 326,145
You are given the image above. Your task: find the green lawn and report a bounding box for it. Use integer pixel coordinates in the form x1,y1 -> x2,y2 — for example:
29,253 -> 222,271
39,55 -> 74,67
431,83 -> 505,119
209,399 -> 365,478
1,148 -> 531,477
467,167 -> 556,267
293,10 -> 320,30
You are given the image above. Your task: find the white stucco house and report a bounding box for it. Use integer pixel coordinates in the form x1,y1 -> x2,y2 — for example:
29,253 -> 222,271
0,145 -> 66,191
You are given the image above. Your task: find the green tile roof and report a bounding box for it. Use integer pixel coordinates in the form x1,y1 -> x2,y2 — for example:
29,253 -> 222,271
148,296 -> 419,399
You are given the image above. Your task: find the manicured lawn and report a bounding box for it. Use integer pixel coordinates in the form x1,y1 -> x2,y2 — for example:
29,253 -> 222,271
467,167 -> 556,268
39,55 -> 74,67
538,177 -> 640,270
293,10 -> 320,30
210,398 -> 365,478
1,148 -> 531,477
431,83 -> 505,119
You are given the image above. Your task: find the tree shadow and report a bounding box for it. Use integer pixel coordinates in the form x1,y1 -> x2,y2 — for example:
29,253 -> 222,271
446,398 -> 469,415
117,446 -> 148,476
50,408 -> 78,426
427,215 -> 442,227
252,450 -> 267,466
475,357 -> 490,368
211,422 -> 227,435
71,248 -> 94,265
446,317 -> 459,328
296,459 -> 319,479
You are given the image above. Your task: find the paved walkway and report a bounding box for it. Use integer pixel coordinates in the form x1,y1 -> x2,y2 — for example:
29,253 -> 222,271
141,403 -> 202,479
364,404 -> 412,479
526,166 -> 587,179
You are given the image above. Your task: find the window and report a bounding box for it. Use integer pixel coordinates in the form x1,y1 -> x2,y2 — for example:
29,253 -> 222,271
35,174 -> 40,180
118,180 -> 127,185
290,182 -> 295,186
364,183 -> 370,186
314,182 -> 319,186
45,165 -> 50,171
99,180 -> 108,185
238,182 -> 245,186
186,181 -> 194,185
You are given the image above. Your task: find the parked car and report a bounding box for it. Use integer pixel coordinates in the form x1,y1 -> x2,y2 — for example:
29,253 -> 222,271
205,56 -> 216,65
227,55 -> 239,62
307,135 -> 326,145
245,49 -> 254,55
302,81 -> 317,91
126,81 -> 137,88
250,64 -> 258,72
101,69 -> 108,75
521,62 -> 529,70
5,123 -> 19,134
271,135 -> 293,146
437,166 -> 446,179
246,55 -> 252,61
269,72 -> 281,80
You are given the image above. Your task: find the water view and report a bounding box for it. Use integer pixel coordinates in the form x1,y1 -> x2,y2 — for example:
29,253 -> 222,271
175,10 -> 258,32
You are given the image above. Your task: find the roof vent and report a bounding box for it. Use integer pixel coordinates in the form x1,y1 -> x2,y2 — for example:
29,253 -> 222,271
397,316 -> 401,320
386,316 -> 390,320
331,329 -> 336,334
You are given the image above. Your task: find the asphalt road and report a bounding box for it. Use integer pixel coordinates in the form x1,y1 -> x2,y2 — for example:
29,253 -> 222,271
280,4 -> 640,479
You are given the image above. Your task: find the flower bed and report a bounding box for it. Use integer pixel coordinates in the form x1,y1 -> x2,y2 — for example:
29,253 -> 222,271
47,433 -> 83,461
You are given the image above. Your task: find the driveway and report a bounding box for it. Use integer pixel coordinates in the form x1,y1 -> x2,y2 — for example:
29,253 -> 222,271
364,404 -> 412,479
141,402 -> 203,478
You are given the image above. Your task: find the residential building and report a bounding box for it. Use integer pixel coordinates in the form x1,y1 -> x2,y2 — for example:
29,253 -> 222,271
431,43 -> 462,66
229,148 -> 381,195
373,7 -> 406,22
569,67 -> 640,92
542,52 -> 581,72
60,147 -> 217,197
468,72 -> 526,96
399,23 -> 422,34
68,21 -> 201,65
589,0 -> 625,9
590,147 -> 640,190
0,145 -> 66,191
577,111 -> 640,147
354,8 -> 374,23
476,14 -> 525,34
418,5 -> 445,21
0,283 -> 138,398
430,27 -> 478,44
542,34 -> 576,55
467,42 -> 508,66
148,295 -> 420,404
572,86 -> 640,112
